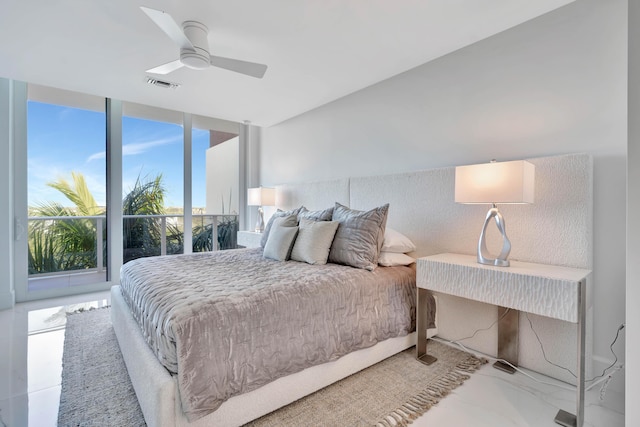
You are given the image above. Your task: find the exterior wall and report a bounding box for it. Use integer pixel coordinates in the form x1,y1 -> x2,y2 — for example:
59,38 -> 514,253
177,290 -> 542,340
260,0 -> 627,392
206,136 -> 240,215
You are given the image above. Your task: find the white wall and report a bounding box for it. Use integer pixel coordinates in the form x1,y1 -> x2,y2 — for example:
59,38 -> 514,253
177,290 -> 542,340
205,137 -> 240,215
627,0 -> 638,421
261,0 -> 627,391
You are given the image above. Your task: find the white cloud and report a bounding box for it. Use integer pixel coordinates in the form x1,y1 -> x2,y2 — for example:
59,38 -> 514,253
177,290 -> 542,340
86,135 -> 182,163
87,151 -> 106,162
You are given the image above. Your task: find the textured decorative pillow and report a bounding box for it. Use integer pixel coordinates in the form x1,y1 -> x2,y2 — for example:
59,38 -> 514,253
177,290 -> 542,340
381,228 -> 417,253
260,207 -> 304,247
297,206 -> 334,222
263,220 -> 299,261
291,218 -> 340,265
378,251 -> 416,267
328,202 -> 389,271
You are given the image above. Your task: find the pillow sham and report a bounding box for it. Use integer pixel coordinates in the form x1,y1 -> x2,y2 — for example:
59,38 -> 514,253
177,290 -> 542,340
378,251 -> 416,267
298,206 -> 334,222
381,228 -> 417,253
290,218 -> 340,265
260,206 -> 304,247
328,202 -> 389,271
263,220 -> 299,261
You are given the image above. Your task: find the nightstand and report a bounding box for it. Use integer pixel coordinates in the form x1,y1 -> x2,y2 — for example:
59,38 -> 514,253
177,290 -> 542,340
416,253 -> 590,427
237,231 -> 263,248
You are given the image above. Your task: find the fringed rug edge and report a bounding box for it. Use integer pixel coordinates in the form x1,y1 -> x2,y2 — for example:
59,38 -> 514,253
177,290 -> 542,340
375,352 -> 488,427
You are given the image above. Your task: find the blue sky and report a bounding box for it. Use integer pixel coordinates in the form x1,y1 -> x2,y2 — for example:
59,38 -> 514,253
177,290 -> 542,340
27,101 -> 210,210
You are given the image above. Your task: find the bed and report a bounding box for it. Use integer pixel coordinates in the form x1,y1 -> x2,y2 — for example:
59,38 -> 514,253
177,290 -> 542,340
112,246 -> 437,426
110,153 -> 593,426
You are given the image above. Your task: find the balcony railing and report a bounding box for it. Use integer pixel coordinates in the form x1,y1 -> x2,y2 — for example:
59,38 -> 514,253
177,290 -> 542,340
27,213 -> 239,281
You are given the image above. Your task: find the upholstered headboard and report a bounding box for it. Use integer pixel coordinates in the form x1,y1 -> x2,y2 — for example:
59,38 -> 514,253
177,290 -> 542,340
272,152 -> 593,384
276,153 -> 592,268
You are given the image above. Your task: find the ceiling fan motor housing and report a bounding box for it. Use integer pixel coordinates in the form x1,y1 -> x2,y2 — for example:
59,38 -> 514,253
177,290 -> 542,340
180,21 -> 210,69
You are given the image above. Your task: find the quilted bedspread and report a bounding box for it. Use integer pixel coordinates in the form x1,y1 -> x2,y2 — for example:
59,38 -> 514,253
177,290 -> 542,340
119,248 -> 419,422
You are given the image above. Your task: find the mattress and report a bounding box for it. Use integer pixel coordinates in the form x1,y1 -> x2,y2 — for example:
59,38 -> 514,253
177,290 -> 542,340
120,247 -> 428,422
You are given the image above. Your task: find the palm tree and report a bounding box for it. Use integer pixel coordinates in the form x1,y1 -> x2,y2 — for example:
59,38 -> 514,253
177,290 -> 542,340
29,171 -> 239,273
122,174 -> 167,262
29,173 -> 105,274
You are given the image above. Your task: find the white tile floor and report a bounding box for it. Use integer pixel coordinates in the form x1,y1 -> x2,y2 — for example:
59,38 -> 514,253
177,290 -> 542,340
0,291 -> 625,426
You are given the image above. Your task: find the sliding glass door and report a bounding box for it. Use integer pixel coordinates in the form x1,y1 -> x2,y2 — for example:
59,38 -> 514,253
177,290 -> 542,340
13,85 -> 110,301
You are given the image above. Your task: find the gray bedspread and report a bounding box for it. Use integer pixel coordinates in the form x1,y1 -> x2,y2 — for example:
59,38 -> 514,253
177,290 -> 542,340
119,248 -> 429,422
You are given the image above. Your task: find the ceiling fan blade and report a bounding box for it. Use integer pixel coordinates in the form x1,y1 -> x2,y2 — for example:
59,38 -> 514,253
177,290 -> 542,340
209,55 -> 268,79
146,59 -> 185,75
140,6 -> 194,51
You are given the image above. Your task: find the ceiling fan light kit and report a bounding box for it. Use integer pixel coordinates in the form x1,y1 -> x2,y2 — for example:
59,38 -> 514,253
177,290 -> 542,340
180,21 -> 210,70
141,6 -> 268,79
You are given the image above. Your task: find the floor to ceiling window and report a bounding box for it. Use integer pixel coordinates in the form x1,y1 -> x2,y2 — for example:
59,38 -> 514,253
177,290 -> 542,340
13,82 -> 243,301
25,85 -> 107,296
121,102 -> 184,263
192,115 -> 240,252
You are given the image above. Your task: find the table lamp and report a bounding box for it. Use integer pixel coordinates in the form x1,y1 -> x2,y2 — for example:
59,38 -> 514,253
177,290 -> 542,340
455,159 -> 534,267
247,187 -> 276,233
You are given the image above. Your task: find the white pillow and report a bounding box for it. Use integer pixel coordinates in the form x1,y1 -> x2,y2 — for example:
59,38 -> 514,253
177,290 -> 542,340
381,228 -> 416,253
291,218 -> 340,265
263,222 -> 299,261
378,251 -> 416,267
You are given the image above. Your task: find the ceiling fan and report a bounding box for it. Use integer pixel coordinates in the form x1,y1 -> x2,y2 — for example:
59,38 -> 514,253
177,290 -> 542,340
141,6 -> 267,79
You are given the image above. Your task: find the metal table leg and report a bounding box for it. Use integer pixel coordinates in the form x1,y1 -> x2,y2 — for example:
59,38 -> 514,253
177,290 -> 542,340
493,306 -> 519,374
416,287 -> 437,365
554,279 -> 586,427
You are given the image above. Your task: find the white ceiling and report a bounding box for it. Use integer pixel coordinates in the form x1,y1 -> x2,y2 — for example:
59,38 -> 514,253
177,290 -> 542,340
0,0 -> 574,127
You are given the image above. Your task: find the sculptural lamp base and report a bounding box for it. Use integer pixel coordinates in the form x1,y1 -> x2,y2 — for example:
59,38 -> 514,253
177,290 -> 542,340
477,204 -> 511,267
254,207 -> 265,233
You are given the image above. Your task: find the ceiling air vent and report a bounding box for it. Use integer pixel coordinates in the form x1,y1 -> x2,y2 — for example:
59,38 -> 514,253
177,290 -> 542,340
146,77 -> 180,89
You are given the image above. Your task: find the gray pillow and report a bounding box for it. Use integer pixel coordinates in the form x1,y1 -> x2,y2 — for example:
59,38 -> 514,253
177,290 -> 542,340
263,220 -> 299,261
260,206 -> 304,247
291,218 -> 340,265
297,206 -> 334,222
328,202 -> 389,271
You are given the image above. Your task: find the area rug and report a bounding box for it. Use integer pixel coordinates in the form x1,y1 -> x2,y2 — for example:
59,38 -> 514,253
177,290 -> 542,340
58,307 -> 486,427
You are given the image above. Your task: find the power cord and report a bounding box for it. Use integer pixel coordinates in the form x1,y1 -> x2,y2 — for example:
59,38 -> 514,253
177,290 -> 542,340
526,314 -> 625,383
450,307 -> 512,342
431,336 -> 577,392
433,311 -> 625,398
524,313 -> 578,379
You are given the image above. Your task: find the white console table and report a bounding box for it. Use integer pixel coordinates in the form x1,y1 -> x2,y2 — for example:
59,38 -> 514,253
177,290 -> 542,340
416,253 -> 590,427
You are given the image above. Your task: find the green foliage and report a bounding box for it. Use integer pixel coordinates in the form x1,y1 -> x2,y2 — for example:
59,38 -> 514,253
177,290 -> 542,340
122,174 -> 166,262
47,172 -> 102,216
217,216 -> 238,250
28,171 -> 239,275
191,215 -> 239,253
28,177 -> 105,274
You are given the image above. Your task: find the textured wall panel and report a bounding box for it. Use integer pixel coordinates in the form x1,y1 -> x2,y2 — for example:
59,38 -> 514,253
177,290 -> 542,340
275,178 -> 350,211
